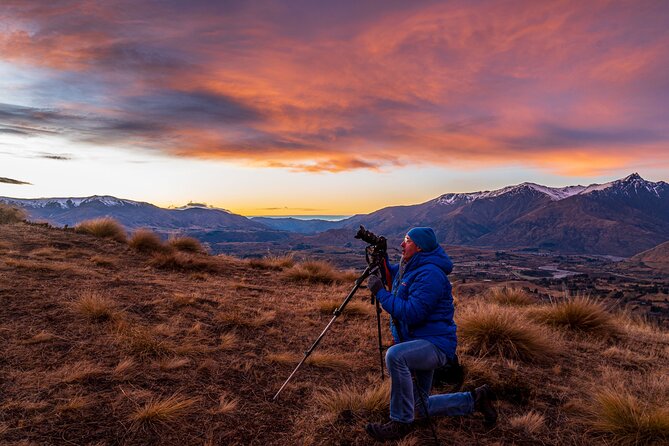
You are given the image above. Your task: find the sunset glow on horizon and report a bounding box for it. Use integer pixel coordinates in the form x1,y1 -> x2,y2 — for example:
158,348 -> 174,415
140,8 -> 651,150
1,1 -> 668,215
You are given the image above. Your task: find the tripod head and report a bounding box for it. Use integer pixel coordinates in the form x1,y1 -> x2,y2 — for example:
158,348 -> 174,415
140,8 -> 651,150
355,225 -> 387,269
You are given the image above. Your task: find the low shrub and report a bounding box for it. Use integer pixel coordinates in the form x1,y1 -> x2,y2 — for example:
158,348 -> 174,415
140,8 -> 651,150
531,296 -> 620,338
129,229 -> 166,254
0,203 -> 26,224
75,217 -> 127,243
458,303 -> 557,362
168,236 -> 206,254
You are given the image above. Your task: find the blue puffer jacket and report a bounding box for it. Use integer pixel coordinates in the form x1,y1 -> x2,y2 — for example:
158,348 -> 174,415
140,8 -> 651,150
376,246 -> 457,359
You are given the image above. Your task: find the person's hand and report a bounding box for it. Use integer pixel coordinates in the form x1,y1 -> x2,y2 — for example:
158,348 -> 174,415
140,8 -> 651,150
367,275 -> 384,296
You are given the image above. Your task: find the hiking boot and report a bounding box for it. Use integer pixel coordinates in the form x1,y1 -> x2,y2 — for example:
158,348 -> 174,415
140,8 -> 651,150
472,384 -> 498,428
365,420 -> 413,442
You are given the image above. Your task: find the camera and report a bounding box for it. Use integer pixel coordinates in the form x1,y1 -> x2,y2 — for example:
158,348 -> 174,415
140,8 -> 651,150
355,225 -> 387,265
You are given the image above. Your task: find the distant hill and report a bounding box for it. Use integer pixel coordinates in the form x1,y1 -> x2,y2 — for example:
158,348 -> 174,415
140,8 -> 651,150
3,173 -> 668,256
0,196 -> 291,243
325,173 -> 669,257
630,240 -> 669,272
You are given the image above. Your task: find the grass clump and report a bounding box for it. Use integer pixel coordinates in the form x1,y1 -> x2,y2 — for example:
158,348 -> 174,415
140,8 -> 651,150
267,352 -> 353,370
532,295 -> 619,338
0,203 -> 27,224
129,229 -> 166,254
283,260 -> 344,284
72,291 -> 119,322
317,300 -> 369,316
75,217 -> 127,243
509,410 -> 545,434
458,303 -> 557,362
248,253 -> 295,270
488,286 -> 535,306
117,324 -> 174,358
587,387 -> 669,445
130,394 -> 198,428
314,382 -> 390,420
149,251 -> 218,272
167,236 -> 206,254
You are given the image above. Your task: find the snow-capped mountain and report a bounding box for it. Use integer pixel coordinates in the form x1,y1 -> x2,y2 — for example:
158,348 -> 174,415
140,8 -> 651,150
0,195 -> 145,209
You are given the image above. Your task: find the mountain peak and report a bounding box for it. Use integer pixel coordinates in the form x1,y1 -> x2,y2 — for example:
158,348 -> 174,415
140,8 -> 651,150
622,172 -> 643,182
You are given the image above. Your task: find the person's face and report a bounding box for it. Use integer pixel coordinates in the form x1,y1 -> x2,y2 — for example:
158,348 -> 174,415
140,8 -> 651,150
401,234 -> 421,262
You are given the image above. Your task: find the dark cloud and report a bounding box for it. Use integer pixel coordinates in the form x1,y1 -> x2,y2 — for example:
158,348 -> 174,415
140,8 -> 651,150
36,153 -> 73,161
0,177 -> 31,185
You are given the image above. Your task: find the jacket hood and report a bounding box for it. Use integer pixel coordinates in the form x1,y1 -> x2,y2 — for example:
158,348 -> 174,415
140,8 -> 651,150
405,245 -> 453,276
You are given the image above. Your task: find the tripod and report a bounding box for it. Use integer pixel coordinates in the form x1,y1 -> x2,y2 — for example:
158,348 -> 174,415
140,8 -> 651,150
272,265 -> 386,401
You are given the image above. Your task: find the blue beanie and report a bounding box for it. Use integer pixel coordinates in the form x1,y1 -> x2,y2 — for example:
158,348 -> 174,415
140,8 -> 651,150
407,227 -> 438,252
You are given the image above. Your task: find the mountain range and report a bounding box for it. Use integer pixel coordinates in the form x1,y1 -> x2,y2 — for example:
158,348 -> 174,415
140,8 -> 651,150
2,173 -> 668,257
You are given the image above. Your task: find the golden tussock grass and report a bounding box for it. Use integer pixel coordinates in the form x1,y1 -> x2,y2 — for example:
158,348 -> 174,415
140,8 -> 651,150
586,387 -> 669,446
172,292 -> 198,307
71,290 -> 120,322
53,361 -> 105,384
267,352 -> 354,370
23,330 -> 57,344
531,295 -> 620,338
116,324 -> 174,358
248,253 -> 296,270
215,392 -> 239,415
155,357 -> 191,371
316,300 -> 370,316
0,203 -> 27,224
75,217 -> 127,243
219,331 -> 239,350
283,260 -> 348,284
458,303 -> 557,362
129,394 -> 199,428
129,229 -> 167,254
4,258 -> 74,273
90,255 -> 117,267
313,381 -> 390,420
488,286 -> 536,306
167,236 -> 206,254
149,251 -> 219,272
216,308 -> 276,328
112,358 -> 138,381
55,395 -> 93,413
509,410 -> 545,434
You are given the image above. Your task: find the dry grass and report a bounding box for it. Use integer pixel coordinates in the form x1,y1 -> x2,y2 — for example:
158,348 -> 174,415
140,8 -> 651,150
0,203 -> 27,224
71,290 -> 119,322
129,229 -> 166,254
149,251 -> 219,272
129,394 -> 198,428
172,292 -> 198,307
90,255 -> 117,267
117,324 -> 174,358
458,303 -> 557,362
531,295 -> 620,338
112,358 -> 138,381
316,299 -> 370,316
283,260 -> 347,284
587,387 -> 669,445
509,410 -> 545,434
23,330 -> 57,344
248,253 -> 296,270
53,361 -> 105,384
75,217 -> 127,243
219,331 -> 239,351
488,286 -> 536,306
216,308 -> 276,328
267,352 -> 354,370
215,392 -> 239,415
155,357 -> 191,371
167,236 -> 206,254
55,395 -> 93,413
314,381 -> 390,420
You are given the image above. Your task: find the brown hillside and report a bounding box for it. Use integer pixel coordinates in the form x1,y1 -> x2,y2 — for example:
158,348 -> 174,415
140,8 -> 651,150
631,240 -> 669,273
1,222 -> 668,445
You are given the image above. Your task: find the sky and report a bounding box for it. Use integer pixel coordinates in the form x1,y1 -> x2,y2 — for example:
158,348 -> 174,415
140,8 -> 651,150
1,0 -> 668,216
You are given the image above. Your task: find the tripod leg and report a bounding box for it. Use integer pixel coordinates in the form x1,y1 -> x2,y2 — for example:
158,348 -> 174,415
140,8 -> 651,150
375,297 -> 385,380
